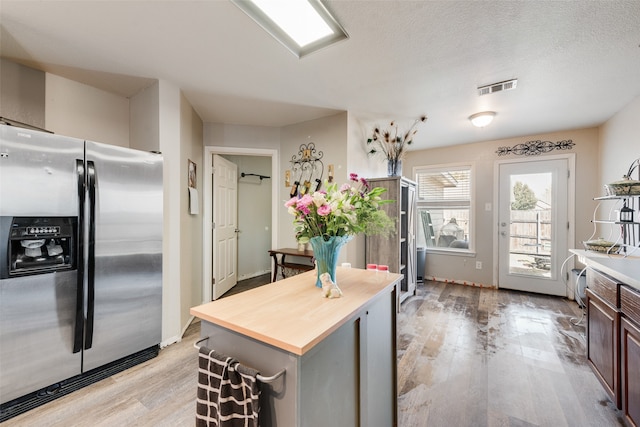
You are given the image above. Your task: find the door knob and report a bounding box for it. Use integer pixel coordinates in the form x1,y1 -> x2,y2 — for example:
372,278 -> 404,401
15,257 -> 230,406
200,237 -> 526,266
501,222 -> 507,227
500,231 -> 507,236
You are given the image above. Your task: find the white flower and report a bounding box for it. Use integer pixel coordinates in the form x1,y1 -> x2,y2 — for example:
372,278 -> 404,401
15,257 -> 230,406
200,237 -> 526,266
312,192 -> 326,207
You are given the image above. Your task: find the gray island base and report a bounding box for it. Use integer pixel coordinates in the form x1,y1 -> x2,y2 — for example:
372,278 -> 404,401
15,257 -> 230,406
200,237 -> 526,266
191,267 -> 402,427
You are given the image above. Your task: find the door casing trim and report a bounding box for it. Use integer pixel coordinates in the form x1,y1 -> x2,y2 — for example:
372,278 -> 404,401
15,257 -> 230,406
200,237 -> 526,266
202,146 -> 279,302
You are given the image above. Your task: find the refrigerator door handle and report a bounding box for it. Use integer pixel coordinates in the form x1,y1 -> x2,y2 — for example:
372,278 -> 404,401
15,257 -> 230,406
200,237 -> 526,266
85,160 -> 96,350
73,159 -> 85,354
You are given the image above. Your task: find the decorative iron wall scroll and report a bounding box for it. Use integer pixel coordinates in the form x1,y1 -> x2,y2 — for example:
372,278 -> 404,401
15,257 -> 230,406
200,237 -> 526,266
289,142 -> 324,197
496,139 -> 574,156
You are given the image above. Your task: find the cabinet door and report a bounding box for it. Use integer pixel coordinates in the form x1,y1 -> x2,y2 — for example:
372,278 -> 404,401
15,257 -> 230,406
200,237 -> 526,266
404,182 -> 417,297
362,287 -> 397,427
587,288 -> 621,408
621,317 -> 640,427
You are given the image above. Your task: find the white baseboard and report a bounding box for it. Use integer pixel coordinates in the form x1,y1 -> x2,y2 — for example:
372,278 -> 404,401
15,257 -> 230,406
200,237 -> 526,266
160,335 -> 181,349
237,269 -> 271,281
160,315 -> 196,348
424,276 -> 497,289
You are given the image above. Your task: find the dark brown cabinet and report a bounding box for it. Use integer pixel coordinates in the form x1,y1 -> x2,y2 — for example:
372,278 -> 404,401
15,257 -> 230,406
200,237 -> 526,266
586,286 -> 620,407
586,267 -> 640,426
621,285 -> 640,427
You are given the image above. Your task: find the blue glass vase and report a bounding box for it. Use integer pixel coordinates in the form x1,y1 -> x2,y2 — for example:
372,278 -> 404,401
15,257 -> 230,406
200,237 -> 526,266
309,235 -> 352,288
387,159 -> 402,176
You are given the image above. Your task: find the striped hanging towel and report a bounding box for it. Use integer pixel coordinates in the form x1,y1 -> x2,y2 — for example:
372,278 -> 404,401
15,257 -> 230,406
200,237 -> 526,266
196,346 -> 261,427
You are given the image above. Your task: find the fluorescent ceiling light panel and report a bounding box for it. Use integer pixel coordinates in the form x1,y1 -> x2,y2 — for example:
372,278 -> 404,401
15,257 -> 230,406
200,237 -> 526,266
251,0 -> 332,47
231,0 -> 348,58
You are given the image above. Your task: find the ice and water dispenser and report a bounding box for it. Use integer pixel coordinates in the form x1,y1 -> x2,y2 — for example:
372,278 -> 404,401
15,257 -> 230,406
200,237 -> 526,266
0,217 -> 77,279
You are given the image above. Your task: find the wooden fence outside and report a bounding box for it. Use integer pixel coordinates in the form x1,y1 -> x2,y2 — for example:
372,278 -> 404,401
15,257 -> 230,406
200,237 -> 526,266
509,210 -> 552,255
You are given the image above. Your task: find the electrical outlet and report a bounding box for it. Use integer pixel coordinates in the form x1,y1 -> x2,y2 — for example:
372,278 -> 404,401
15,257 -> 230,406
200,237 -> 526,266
476,261 -> 482,269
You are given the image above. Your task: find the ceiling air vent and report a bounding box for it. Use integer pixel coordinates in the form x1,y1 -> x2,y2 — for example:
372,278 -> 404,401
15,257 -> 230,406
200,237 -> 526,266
478,79 -> 518,96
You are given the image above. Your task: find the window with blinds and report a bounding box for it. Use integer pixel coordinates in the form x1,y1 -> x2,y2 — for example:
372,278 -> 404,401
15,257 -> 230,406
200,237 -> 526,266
415,165 -> 473,251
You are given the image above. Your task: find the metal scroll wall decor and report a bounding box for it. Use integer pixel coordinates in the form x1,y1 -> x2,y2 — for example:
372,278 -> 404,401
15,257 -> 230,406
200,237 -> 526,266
289,142 -> 324,198
496,139 -> 575,156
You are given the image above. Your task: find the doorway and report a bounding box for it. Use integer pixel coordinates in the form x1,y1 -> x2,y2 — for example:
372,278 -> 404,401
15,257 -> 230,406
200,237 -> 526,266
496,155 -> 575,296
203,146 -> 279,302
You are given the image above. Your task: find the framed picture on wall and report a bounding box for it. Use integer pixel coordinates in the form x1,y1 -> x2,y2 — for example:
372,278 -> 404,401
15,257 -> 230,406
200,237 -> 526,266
188,159 -> 196,188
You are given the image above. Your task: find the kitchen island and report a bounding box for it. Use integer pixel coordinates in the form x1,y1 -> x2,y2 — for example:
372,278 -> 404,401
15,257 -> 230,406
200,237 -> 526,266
190,267 -> 403,427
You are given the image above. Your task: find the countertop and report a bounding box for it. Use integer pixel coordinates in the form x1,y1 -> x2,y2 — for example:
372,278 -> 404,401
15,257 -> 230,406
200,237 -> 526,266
570,249 -> 640,290
190,267 -> 402,356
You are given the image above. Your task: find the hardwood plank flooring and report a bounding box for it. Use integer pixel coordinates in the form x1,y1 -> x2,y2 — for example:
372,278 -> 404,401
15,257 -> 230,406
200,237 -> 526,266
3,280 -> 626,426
3,319 -> 202,427
222,273 -> 271,298
398,281 -> 625,427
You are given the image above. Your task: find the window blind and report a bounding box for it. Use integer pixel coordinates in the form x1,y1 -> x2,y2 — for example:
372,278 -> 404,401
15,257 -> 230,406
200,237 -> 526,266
416,167 -> 471,204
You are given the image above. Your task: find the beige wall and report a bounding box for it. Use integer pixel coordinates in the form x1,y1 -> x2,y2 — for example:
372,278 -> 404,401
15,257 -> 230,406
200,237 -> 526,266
279,113 -> 349,251
346,112 -> 390,268
599,95 -> 640,186
404,128 -> 600,285
204,123 -> 280,150
597,95 -> 640,249
46,73 -> 129,147
156,80 -> 192,345
180,92 -> 204,332
130,82 -> 160,152
0,59 -> 46,129
346,112 -> 387,179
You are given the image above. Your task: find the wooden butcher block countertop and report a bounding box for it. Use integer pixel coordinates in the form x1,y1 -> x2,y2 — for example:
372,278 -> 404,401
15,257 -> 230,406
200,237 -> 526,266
190,267 -> 402,356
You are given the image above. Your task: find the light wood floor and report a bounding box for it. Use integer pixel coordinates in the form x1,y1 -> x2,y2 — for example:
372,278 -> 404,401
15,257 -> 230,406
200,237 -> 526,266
4,280 -> 626,426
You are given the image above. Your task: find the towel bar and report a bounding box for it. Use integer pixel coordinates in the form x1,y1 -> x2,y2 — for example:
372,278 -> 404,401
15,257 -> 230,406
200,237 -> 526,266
194,336 -> 286,383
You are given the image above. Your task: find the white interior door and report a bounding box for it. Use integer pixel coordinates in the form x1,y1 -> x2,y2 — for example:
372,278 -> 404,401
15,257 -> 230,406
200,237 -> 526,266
498,158 -> 570,296
212,155 -> 238,299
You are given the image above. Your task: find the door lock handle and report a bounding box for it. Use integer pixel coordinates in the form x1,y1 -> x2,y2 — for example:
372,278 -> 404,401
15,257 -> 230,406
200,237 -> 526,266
500,231 -> 507,236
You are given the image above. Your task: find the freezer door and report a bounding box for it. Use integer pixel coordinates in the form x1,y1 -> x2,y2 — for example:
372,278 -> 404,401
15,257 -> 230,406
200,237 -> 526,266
82,141 -> 163,371
0,125 -> 84,404
0,125 -> 84,217
0,270 -> 80,404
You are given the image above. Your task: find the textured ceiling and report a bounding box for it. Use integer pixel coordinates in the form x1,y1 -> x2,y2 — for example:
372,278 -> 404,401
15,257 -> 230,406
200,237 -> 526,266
1,0 -> 639,150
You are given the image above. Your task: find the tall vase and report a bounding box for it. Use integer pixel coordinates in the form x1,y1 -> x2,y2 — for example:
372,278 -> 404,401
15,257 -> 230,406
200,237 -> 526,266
309,235 -> 352,288
387,159 -> 402,177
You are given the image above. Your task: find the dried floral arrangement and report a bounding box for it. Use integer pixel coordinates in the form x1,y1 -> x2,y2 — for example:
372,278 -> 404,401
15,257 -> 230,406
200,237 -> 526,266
366,115 -> 427,161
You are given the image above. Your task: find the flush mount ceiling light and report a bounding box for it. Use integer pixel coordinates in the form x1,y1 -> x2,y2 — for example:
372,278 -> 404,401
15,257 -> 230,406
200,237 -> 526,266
469,111 -> 496,128
230,0 -> 348,58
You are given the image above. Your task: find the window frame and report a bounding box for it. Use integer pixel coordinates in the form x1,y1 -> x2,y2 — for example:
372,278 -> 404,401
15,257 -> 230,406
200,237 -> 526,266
413,162 -> 476,255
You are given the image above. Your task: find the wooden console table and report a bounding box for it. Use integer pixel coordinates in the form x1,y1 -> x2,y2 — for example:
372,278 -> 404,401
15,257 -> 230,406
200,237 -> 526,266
268,248 -> 315,282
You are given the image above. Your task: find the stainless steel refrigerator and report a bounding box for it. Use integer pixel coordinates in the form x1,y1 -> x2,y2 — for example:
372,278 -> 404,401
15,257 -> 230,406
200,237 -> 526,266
0,123 -> 163,419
